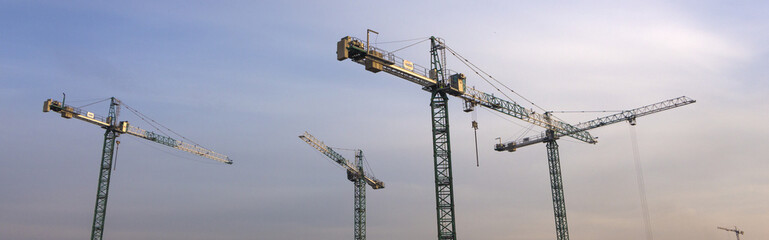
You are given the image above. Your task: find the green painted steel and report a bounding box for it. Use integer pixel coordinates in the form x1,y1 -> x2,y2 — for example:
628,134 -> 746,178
144,131 -> 178,147
431,90 -> 456,240
545,130 -> 569,240
43,96 -> 230,239
429,37 -> 457,240
354,150 -> 366,240
298,132 -> 383,240
339,36 -> 597,145
90,97 -> 119,240
462,89 -> 595,144
497,96 -> 696,152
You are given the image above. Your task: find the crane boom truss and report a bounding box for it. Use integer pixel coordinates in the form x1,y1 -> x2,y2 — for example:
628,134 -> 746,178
338,36 -> 596,144
337,34 -> 599,240
493,96 -> 695,240
718,226 -> 744,240
43,97 -> 231,240
495,96 -> 696,152
43,99 -> 232,164
299,132 -> 384,240
299,132 -> 384,189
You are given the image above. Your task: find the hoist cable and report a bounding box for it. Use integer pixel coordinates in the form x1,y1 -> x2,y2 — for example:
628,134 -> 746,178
375,37 -> 431,44
480,107 -> 535,143
444,46 -> 549,113
444,47 -> 517,105
362,155 -> 377,179
515,123 -> 537,142
122,104 -> 172,139
630,125 -> 654,240
76,98 -> 111,109
391,38 -> 430,53
122,102 -> 206,149
127,136 -> 219,165
549,110 -> 624,113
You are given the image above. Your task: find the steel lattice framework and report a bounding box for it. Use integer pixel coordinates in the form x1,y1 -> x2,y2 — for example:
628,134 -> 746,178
337,31 -> 696,240
354,150 -> 367,240
299,132 -> 384,240
43,97 -> 231,240
495,97 -> 695,240
431,90 -> 457,239
90,98 -> 119,240
337,33 -> 594,240
545,134 -> 568,240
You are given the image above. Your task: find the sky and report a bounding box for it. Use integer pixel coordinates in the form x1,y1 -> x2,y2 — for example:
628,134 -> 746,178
1,1 -> 768,240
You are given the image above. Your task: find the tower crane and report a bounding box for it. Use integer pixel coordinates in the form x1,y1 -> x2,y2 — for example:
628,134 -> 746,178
495,96 -> 695,240
337,31 -> 596,240
718,226 -> 744,240
299,131 -> 384,240
43,97 -> 232,240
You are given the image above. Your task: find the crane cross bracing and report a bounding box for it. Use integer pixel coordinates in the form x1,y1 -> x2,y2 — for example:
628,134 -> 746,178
338,33 -> 599,240
496,96 -> 697,152
494,96 -> 695,240
43,97 -> 231,240
338,36 -> 596,144
338,32 -> 695,240
299,132 -> 384,189
718,226 -> 744,240
299,131 -> 384,240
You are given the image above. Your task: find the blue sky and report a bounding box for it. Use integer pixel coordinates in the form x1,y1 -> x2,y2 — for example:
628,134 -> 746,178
1,1 -> 768,240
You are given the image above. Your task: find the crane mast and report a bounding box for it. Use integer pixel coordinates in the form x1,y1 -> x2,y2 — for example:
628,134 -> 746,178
299,132 -> 384,240
337,36 -> 596,144
43,97 -> 231,240
338,34 -> 600,240
718,226 -> 744,240
494,96 -> 694,240
338,32 -> 695,240
427,36 -> 457,240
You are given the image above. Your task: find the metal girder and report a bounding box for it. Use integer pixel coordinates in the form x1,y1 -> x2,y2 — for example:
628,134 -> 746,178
718,226 -> 744,240
123,124 -> 232,164
299,132 -> 385,240
496,96 -> 696,152
337,36 -> 596,145
43,98 -> 232,164
545,133 -> 569,240
572,96 -> 695,130
430,90 -> 457,240
43,96 -> 231,240
461,88 -> 595,144
90,97 -> 119,240
299,132 -> 384,189
354,150 -> 367,240
429,36 -> 457,240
